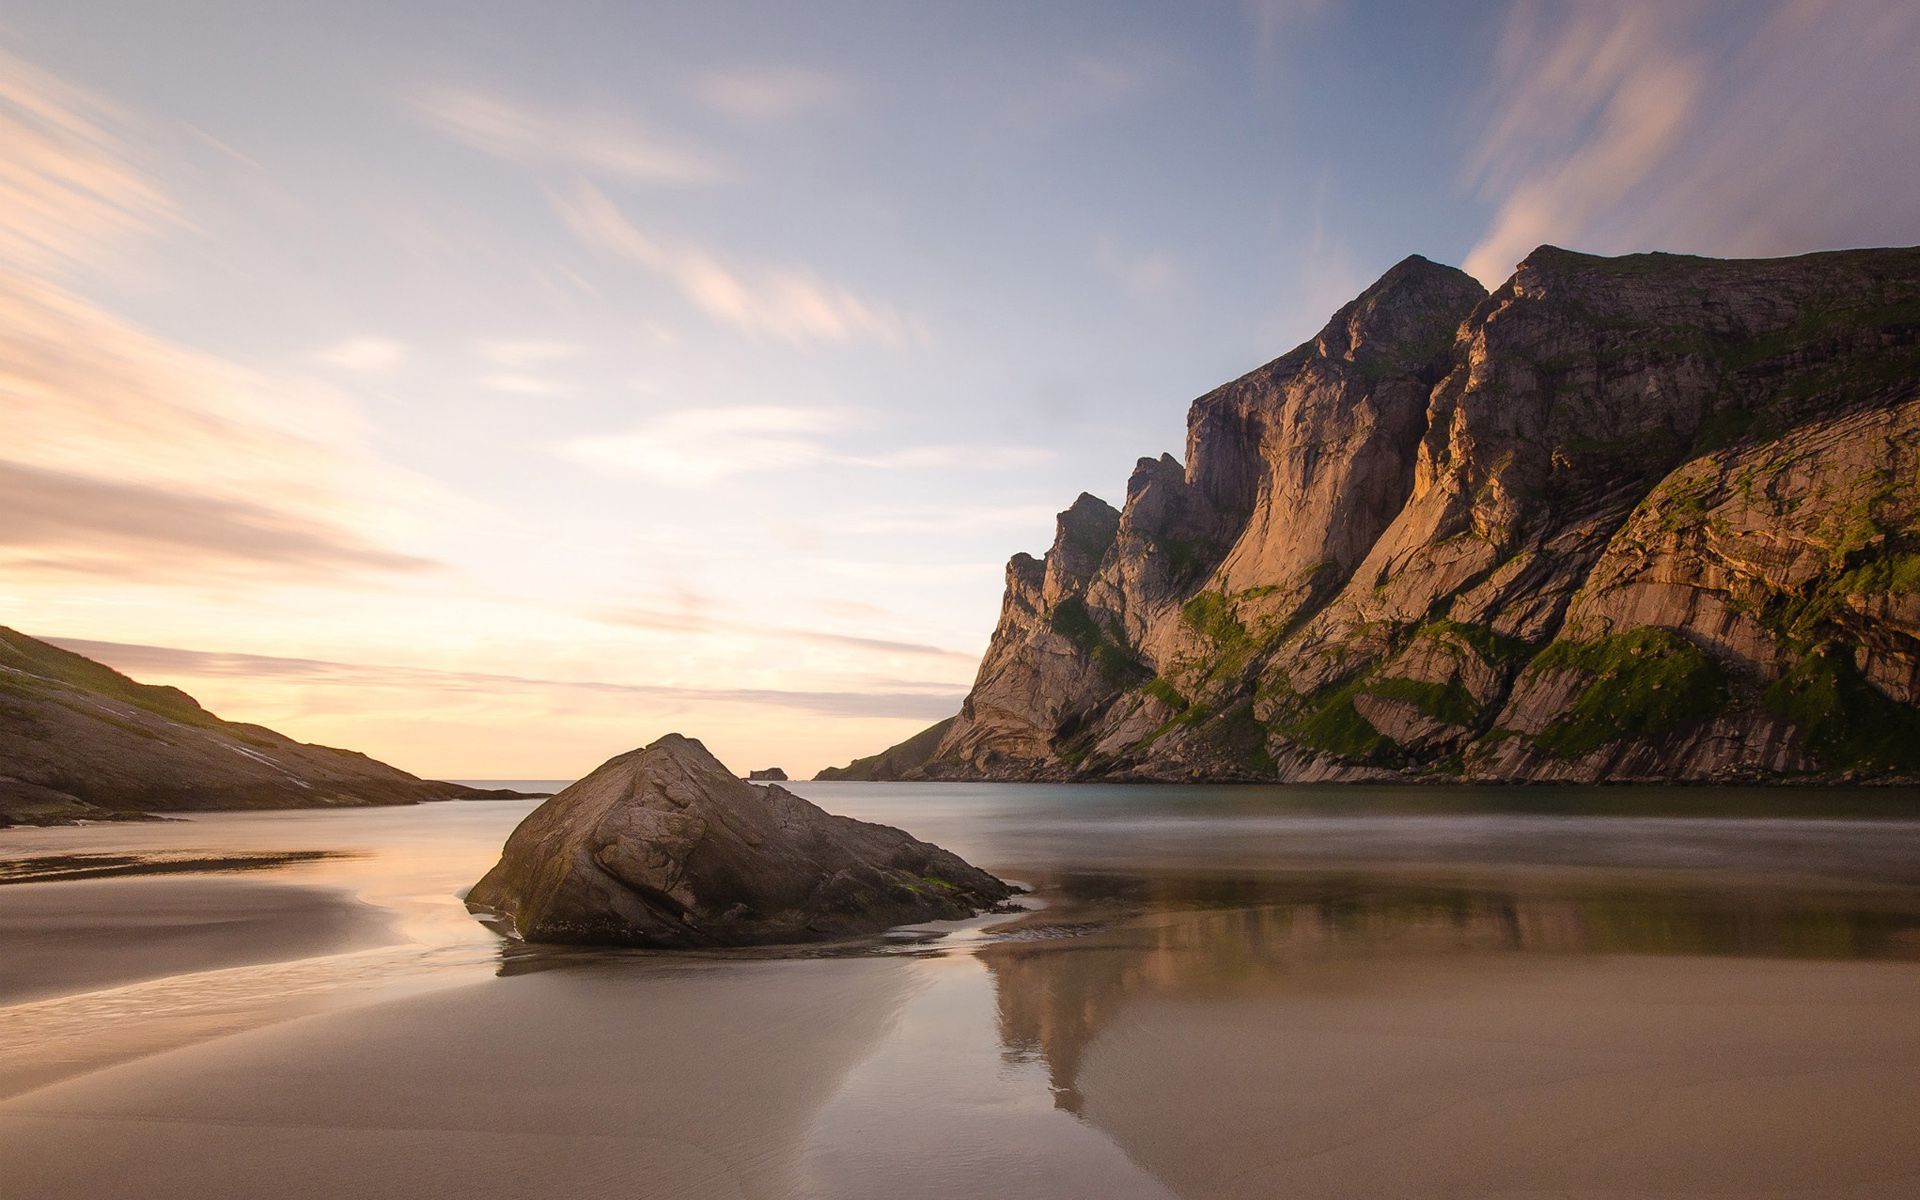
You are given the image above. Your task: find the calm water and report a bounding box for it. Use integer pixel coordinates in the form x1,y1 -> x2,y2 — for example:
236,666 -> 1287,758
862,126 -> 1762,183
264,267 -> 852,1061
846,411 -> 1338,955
4,782 -> 1920,1198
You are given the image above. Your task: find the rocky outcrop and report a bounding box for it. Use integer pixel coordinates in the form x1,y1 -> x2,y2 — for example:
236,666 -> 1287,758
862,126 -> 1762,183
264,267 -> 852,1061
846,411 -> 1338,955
0,626 -> 541,825
851,245 -> 1920,783
814,717 -> 955,780
466,734 -> 1014,946
746,767 -> 788,781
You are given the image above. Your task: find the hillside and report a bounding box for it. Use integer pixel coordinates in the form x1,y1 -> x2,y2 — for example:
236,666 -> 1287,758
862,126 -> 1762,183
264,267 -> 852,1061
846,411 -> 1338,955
0,627 -> 532,824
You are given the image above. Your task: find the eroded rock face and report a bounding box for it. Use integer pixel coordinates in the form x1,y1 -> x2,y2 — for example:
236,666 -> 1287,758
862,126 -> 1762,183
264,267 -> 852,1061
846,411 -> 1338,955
466,734 -> 1013,946
856,245 -> 1920,783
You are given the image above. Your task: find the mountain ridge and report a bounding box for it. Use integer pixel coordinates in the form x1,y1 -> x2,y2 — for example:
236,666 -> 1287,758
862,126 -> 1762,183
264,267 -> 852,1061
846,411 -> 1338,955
821,243 -> 1920,784
0,626 -> 538,825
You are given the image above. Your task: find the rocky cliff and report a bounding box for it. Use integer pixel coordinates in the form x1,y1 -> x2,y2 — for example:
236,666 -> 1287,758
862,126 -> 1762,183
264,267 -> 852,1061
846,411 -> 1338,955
0,626 -> 534,824
838,245 -> 1920,783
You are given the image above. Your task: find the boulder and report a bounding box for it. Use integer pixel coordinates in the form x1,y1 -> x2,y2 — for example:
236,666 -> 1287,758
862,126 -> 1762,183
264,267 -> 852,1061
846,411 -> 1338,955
466,734 -> 1013,947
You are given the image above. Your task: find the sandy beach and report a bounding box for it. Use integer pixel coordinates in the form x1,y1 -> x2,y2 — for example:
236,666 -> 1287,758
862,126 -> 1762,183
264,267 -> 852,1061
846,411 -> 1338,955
5,787 -> 1920,1198
0,874 -> 394,1005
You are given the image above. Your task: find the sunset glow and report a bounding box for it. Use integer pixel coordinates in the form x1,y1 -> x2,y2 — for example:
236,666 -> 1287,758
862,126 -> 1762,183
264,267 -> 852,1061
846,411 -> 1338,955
5,0 -> 1918,777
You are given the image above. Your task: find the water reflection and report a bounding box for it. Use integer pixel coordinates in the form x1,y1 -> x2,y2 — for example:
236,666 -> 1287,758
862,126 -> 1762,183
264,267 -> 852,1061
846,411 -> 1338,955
981,872 -> 1920,1114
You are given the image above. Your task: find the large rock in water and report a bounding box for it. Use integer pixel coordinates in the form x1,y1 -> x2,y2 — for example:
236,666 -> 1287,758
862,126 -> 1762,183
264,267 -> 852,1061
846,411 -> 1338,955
465,734 -> 1013,947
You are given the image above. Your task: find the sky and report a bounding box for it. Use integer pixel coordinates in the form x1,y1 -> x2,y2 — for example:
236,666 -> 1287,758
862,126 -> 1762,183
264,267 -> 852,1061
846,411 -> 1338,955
3,0 -> 1918,779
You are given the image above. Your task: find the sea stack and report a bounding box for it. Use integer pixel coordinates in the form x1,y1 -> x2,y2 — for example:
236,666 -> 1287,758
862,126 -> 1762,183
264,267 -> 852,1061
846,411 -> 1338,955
746,767 -> 788,781
466,734 -> 1013,947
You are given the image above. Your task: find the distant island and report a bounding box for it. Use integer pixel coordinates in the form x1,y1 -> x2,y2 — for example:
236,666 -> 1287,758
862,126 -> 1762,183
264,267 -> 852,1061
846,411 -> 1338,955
0,627 -> 544,826
746,767 -> 788,781
821,245 -> 1920,785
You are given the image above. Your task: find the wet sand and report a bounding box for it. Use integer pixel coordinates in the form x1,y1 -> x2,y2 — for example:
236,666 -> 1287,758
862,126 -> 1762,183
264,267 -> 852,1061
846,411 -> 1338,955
6,788 -> 1920,1198
0,874 -> 394,1005
0,959 -> 925,1200
6,937 -> 1919,1199
1075,953 -> 1920,1199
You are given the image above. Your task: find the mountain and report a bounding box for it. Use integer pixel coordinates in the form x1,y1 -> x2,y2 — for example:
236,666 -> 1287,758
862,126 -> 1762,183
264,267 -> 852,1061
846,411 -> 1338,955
830,245 -> 1920,784
813,717 -> 954,781
0,627 -> 535,825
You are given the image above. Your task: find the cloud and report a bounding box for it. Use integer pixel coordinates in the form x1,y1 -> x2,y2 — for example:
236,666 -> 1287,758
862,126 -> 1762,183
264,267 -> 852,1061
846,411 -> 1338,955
48,636 -> 964,721
1245,0 -> 1335,77
312,336 -> 406,371
1094,235 -> 1185,301
843,504 -> 1059,535
0,56 -> 457,587
477,372 -> 567,397
838,445 -> 1055,471
553,182 -> 923,347
1462,5 -> 1704,286
1,268 -> 453,584
0,460 -> 435,579
474,338 -> 580,368
412,85 -> 724,183
555,404 -> 1053,487
1460,0 -> 1920,287
558,405 -> 837,485
1000,45 -> 1177,136
691,66 -> 848,121
0,46 -> 175,274
598,607 -> 975,661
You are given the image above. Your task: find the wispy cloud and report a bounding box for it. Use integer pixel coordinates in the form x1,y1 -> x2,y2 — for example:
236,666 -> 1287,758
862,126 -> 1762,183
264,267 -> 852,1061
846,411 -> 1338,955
1094,235 -> 1185,301
474,338 -> 580,368
558,405 -> 837,485
598,607 -> 975,661
999,44 -> 1177,137
553,182 -> 923,347
1462,5 -> 1704,286
842,445 -> 1054,471
0,55 -> 453,586
312,336 -> 406,371
691,66 -> 848,122
477,372 -> 567,397
555,404 -> 1052,487
0,460 -> 434,579
843,504 -> 1059,535
50,636 -> 964,720
1459,1 -> 1920,287
1245,0 -> 1335,78
0,47 -> 175,273
413,85 -> 724,183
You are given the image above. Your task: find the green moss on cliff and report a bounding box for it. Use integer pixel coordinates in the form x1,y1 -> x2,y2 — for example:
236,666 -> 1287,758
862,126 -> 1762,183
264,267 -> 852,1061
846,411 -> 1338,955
1284,677 -> 1396,764
1418,618 -> 1533,665
1763,648 -> 1920,772
1179,591 -> 1249,648
1048,597 -> 1103,648
1141,677 -> 1188,711
1048,598 -> 1142,686
1761,540 -> 1920,648
1528,628 -> 1726,759
1365,676 -> 1479,727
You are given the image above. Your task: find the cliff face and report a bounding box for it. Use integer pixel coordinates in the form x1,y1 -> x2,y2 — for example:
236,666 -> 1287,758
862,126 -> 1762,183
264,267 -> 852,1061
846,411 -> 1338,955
0,626 -> 527,824
855,245 -> 1920,783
